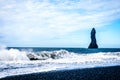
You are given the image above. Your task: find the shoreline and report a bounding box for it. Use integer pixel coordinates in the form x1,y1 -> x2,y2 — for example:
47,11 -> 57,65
1,66 -> 120,80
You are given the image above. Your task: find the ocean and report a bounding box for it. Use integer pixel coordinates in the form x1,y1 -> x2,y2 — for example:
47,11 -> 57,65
0,47 -> 120,79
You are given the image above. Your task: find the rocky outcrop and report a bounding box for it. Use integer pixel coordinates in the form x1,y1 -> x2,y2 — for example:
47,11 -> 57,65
88,28 -> 98,48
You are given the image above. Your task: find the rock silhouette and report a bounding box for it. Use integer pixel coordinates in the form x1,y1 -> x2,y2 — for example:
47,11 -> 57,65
88,28 -> 98,48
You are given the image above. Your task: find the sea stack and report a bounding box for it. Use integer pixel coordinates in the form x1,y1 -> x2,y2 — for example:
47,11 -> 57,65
88,28 -> 98,48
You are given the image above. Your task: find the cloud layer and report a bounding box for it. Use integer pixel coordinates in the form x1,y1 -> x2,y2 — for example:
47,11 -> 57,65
0,0 -> 120,46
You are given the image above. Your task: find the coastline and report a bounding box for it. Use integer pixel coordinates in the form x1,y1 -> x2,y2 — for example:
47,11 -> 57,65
1,66 -> 120,80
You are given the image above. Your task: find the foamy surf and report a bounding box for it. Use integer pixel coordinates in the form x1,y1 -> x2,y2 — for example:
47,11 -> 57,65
0,47 -> 120,78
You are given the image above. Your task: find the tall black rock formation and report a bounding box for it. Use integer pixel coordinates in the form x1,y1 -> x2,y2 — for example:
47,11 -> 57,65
88,28 -> 98,48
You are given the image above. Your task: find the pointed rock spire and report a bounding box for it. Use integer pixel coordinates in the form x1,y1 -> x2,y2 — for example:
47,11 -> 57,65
88,28 -> 98,48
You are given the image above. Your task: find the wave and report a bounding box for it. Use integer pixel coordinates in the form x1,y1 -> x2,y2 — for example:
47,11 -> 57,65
27,50 -> 70,60
0,46 -> 120,62
0,46 -> 120,78
0,47 -> 71,61
0,47 -> 29,61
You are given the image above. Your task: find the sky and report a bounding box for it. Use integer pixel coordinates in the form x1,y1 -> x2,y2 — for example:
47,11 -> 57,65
0,0 -> 120,48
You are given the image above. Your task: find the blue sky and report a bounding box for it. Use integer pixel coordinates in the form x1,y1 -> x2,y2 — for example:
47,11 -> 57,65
0,0 -> 120,48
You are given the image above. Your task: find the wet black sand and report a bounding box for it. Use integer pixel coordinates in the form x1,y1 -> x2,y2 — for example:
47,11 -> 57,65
1,66 -> 120,80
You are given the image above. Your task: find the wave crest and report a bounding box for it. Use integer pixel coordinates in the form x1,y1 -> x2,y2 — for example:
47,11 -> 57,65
0,46 -> 120,62
27,50 -> 70,60
0,47 -> 71,61
0,48 -> 29,61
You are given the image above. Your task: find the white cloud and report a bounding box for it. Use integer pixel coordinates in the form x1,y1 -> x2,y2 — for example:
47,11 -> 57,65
0,0 -> 120,46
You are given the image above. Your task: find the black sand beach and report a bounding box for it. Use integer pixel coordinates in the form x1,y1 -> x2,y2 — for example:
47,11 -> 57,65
1,66 -> 120,80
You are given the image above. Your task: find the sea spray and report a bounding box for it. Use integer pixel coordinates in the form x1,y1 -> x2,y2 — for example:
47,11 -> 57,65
0,46 -> 71,61
0,47 -> 120,78
27,50 -> 70,60
0,47 -> 29,61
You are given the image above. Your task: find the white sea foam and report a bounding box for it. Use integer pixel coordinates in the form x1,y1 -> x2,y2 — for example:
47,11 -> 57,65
27,50 -> 70,60
0,47 -> 120,78
0,48 -> 29,61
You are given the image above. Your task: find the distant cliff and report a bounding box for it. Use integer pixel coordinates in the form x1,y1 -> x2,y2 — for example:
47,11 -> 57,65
88,28 -> 98,48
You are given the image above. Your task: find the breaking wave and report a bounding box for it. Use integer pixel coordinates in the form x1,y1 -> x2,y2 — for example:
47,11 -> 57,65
27,50 -> 70,60
0,47 -> 71,61
0,47 -> 29,61
0,46 -> 120,78
0,46 -> 120,62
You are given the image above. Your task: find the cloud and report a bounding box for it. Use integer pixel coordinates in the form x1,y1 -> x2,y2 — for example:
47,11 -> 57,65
0,0 -> 120,46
